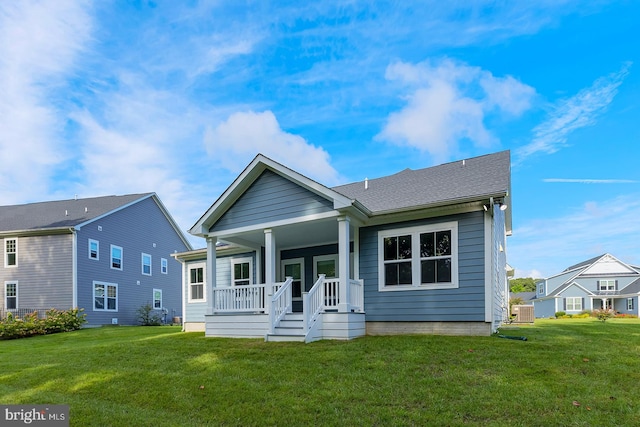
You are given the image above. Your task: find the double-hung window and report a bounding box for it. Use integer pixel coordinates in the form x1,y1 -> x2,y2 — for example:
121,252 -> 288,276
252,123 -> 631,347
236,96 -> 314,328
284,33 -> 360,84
627,298 -> 635,311
94,282 -> 117,311
565,297 -> 582,311
189,264 -> 205,302
4,238 -> 17,267
232,257 -> 252,286
161,258 -> 168,274
598,280 -> 616,291
111,245 -> 123,270
89,239 -> 99,260
153,289 -> 162,309
142,253 -> 152,276
379,222 -> 458,291
5,282 -> 17,309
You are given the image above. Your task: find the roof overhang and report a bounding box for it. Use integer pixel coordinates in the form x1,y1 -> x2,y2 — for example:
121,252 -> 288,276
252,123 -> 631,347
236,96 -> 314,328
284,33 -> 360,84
189,154 -> 367,237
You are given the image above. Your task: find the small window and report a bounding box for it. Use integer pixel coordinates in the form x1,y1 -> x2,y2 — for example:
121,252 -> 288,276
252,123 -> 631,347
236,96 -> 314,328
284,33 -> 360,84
142,253 -> 152,276
628,298 -> 635,311
189,265 -> 205,302
598,280 -> 616,291
4,238 -> 17,267
111,245 -> 123,270
5,282 -> 17,309
89,239 -> 99,260
153,289 -> 162,309
538,283 -> 544,295
161,258 -> 168,274
232,257 -> 252,286
94,282 -> 118,311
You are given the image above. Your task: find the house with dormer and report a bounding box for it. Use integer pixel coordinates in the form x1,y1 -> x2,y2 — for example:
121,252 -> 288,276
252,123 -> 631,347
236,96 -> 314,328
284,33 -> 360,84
533,254 -> 640,318
173,151 -> 512,342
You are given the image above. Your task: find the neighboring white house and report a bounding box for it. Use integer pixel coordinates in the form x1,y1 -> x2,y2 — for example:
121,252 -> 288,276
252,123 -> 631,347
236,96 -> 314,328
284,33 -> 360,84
533,254 -> 640,318
173,151 -> 512,342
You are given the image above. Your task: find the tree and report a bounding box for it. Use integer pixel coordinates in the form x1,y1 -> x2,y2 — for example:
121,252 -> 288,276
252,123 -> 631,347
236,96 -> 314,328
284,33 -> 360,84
509,277 -> 538,293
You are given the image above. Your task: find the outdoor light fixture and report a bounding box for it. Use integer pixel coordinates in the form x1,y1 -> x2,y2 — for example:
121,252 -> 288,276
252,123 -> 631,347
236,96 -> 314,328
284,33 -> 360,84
500,203 -> 508,211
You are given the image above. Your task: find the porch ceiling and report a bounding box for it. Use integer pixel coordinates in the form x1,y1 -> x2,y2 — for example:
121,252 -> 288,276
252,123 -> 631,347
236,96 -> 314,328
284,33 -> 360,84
218,216 -> 352,250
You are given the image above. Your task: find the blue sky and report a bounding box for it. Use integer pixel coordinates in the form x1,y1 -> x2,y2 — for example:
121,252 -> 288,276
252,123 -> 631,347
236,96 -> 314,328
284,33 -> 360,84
1,1 -> 638,278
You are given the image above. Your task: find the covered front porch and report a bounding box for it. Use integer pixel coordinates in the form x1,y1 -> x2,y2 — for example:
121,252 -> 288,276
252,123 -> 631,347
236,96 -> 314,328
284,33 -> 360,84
204,215 -> 366,342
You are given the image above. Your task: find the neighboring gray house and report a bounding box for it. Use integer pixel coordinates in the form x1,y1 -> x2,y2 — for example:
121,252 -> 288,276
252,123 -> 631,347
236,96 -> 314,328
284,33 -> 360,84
533,254 -> 640,318
0,193 -> 192,325
173,151 -> 512,342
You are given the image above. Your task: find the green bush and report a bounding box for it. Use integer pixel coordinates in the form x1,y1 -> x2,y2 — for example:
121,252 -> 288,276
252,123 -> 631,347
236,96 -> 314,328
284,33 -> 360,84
0,309 -> 86,340
554,311 -> 566,318
136,304 -> 162,326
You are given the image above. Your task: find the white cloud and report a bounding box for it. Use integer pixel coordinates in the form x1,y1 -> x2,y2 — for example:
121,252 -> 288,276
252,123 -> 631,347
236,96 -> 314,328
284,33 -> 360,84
204,110 -> 341,185
377,59 -> 534,161
0,1 -> 92,204
515,63 -> 631,163
509,193 -> 640,278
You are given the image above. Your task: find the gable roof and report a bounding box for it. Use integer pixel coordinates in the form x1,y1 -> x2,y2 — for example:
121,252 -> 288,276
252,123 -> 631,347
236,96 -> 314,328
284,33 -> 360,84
0,193 -> 192,249
191,150 -> 512,236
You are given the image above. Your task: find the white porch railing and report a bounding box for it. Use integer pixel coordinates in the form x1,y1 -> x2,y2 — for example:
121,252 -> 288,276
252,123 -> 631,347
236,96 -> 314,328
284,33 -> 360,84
349,279 -> 364,312
269,277 -> 293,333
213,284 -> 267,313
303,274 -> 326,333
323,278 -> 340,309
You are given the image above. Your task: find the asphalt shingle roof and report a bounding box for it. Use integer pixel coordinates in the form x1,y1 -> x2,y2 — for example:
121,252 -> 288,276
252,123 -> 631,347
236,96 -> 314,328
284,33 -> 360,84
0,193 -> 152,232
332,150 -> 510,214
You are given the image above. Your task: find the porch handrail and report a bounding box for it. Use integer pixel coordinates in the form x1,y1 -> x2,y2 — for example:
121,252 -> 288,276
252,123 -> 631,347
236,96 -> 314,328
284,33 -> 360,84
303,274 -> 326,333
269,277 -> 293,334
349,279 -> 364,312
213,284 -> 266,313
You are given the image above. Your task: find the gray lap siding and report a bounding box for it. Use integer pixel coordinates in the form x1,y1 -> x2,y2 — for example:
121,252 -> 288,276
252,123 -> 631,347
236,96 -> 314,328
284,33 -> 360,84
359,211 -> 486,322
0,234 -> 74,311
211,170 -> 334,232
76,197 -> 188,325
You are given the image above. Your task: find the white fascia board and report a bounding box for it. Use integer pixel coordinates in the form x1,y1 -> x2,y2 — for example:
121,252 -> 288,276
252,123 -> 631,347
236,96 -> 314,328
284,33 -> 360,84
74,193 -> 153,230
557,281 -> 595,296
189,154 -> 360,236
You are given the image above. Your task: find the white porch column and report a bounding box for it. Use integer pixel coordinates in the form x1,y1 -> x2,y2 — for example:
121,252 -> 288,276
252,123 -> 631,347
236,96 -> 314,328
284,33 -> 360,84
338,216 -> 351,312
264,229 -> 276,315
206,236 -> 217,315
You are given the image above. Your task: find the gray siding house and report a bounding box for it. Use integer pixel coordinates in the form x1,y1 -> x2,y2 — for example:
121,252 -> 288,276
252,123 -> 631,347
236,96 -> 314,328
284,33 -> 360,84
173,151 -> 512,342
533,254 -> 640,318
1,193 -> 192,325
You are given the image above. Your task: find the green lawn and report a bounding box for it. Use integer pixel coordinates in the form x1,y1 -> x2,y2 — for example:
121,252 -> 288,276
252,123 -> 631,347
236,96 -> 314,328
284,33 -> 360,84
1,318 -> 639,426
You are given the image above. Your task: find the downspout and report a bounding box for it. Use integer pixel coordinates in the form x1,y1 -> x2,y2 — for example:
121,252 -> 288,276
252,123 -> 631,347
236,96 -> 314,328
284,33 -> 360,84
70,228 -> 78,309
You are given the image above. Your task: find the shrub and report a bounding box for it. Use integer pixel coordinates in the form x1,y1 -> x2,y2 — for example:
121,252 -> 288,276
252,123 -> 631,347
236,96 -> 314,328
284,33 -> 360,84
136,304 -> 162,326
592,309 -> 614,322
0,309 -> 85,340
554,311 -> 566,318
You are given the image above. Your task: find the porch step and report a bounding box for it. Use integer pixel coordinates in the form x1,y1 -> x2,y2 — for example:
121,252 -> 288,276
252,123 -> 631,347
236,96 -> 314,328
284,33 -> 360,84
265,312 -> 306,342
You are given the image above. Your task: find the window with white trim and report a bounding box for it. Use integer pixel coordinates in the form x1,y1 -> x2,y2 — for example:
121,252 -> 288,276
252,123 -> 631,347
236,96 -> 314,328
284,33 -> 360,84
378,222 -> 458,291
538,283 -> 544,296
4,238 -> 17,267
161,258 -> 168,274
189,264 -> 205,302
89,239 -> 99,260
111,245 -> 123,270
142,253 -> 152,276
598,280 -> 616,291
5,281 -> 17,309
153,289 -> 162,309
566,297 -> 582,311
232,257 -> 252,286
94,282 -> 118,311
627,298 -> 635,311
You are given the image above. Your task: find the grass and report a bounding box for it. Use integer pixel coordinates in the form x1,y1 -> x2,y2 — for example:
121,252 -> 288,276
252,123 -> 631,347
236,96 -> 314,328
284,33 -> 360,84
1,319 -> 640,426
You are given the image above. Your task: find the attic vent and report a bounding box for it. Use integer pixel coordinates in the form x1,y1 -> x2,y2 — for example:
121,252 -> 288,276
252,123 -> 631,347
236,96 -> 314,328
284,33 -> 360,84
365,178 -> 369,190
462,159 -> 466,166
65,210 -> 68,216
85,207 -> 88,213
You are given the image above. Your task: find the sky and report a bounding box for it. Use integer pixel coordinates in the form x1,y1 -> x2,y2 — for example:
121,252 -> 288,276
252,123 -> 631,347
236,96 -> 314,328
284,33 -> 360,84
1,1 -> 638,279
